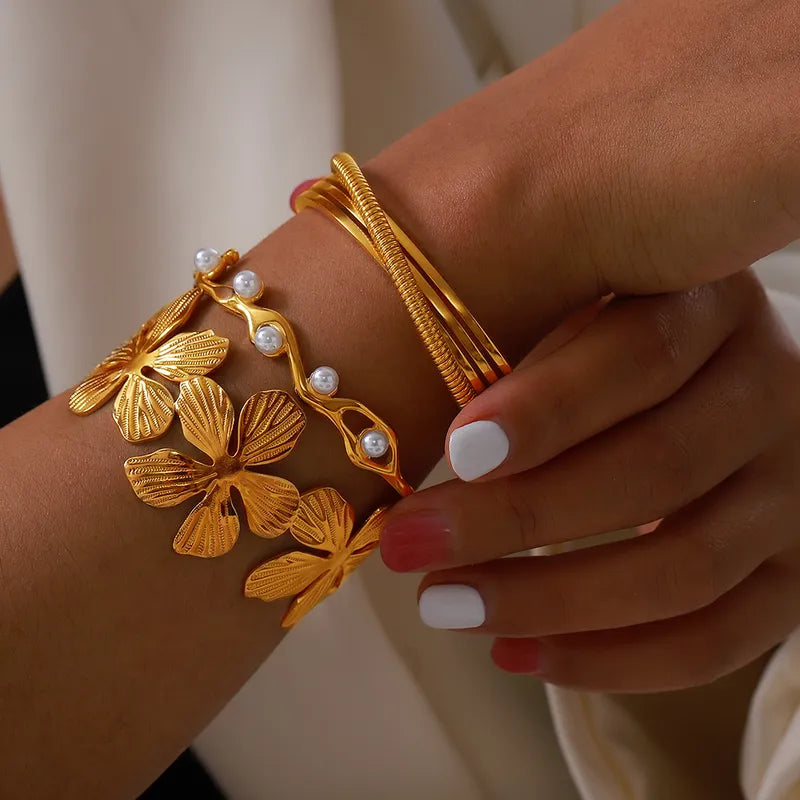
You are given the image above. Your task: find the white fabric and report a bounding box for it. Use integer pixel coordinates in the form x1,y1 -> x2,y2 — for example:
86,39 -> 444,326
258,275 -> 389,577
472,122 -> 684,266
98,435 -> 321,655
742,630 -> 800,800
3,1 -> 800,798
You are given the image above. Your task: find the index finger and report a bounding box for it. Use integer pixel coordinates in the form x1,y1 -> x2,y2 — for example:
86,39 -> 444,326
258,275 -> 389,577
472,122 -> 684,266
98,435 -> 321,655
446,275 -> 754,482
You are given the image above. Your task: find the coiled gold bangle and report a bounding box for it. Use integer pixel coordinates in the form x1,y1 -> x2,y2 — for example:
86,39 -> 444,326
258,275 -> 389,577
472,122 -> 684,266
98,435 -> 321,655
295,176 -> 511,393
331,153 -> 477,406
295,153 -> 510,407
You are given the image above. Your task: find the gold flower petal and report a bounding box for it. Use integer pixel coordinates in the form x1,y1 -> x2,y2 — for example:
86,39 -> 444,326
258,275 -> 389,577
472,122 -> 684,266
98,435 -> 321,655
235,470 -> 299,538
342,546 -> 377,579
281,570 -> 340,628
137,287 -> 204,352
173,484 -> 239,558
243,493 -> 385,626
113,373 -> 175,443
175,377 -> 234,461
244,550 -> 329,602
289,488 -> 353,553
150,330 -> 230,382
124,449 -> 214,507
68,340 -> 137,415
237,390 -> 306,467
68,365 -> 128,416
347,505 -> 388,553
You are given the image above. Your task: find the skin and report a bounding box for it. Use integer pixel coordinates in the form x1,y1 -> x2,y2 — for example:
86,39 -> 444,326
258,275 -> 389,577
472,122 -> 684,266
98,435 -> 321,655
378,0 -> 800,693
383,271 -> 800,691
3,0 -> 800,793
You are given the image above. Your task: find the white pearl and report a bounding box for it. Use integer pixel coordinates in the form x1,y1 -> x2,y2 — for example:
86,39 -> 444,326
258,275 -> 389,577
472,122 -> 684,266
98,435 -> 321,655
194,248 -> 221,274
254,324 -> 283,355
309,366 -> 339,395
360,429 -> 389,459
233,269 -> 263,299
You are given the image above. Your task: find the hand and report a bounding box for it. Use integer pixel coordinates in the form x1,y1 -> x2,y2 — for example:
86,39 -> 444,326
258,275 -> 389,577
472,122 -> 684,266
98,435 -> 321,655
380,271 -> 800,693
369,0 -> 800,368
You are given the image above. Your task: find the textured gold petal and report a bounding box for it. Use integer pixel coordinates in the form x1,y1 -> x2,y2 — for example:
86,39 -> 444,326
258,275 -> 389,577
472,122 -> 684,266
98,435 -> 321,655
237,390 -> 306,467
244,550 -> 329,602
68,365 -> 128,415
347,505 -> 389,554
175,377 -> 234,461
113,373 -> 175,442
124,449 -> 214,507
137,287 -> 204,351
68,338 -> 137,415
234,470 -> 299,538
150,330 -> 230,381
173,484 -> 239,558
281,569 -> 341,628
343,545 -> 377,578
289,487 -> 353,553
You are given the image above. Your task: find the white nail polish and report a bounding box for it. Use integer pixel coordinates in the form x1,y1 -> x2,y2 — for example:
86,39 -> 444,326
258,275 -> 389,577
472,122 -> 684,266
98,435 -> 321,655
419,585 -> 486,629
448,419 -> 509,481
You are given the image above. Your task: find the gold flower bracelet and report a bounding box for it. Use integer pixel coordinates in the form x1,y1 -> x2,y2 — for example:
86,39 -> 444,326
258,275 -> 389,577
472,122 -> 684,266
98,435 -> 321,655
69,153 -> 508,627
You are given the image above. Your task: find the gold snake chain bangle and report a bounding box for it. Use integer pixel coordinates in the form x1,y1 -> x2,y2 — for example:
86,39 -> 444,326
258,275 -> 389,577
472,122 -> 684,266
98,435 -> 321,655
295,177 -> 511,391
329,153 -> 478,407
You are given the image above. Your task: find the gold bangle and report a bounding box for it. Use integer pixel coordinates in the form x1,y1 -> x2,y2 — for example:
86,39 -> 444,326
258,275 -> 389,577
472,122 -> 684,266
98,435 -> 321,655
194,249 -> 412,497
294,153 -> 511,408
68,287 -> 230,442
330,153 -> 478,406
296,176 -> 511,392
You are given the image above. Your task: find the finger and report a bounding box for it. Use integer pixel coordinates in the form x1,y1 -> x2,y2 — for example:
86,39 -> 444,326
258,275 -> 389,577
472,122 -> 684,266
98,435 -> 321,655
416,448 -> 800,635
489,551 -> 800,693
446,275 -> 754,482
382,319 -> 798,571
521,299 -> 609,363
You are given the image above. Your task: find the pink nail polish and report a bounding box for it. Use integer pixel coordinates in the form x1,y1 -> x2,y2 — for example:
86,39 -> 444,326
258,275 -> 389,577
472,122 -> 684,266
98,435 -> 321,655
380,512 -> 452,572
491,638 -> 541,674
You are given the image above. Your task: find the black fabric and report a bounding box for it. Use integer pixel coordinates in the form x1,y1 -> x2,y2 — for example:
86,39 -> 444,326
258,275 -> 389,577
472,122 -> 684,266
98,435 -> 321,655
0,277 -> 226,797
139,750 -> 225,799
0,277 -> 48,426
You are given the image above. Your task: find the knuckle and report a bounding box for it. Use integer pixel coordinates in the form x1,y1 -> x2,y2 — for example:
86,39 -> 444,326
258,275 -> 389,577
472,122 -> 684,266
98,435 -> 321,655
538,584 -> 573,634
631,420 -> 695,507
654,531 -> 730,617
650,558 -> 700,618
521,365 -> 572,457
493,480 -> 539,552
631,307 -> 684,394
541,368 -> 571,430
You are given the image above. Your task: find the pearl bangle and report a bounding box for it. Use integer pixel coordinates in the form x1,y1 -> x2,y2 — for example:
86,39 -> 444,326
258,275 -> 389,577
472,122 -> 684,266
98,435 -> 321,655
194,249 -> 412,497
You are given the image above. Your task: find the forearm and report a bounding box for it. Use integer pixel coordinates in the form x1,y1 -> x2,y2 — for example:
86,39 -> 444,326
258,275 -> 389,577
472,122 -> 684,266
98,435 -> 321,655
0,164 -> 555,795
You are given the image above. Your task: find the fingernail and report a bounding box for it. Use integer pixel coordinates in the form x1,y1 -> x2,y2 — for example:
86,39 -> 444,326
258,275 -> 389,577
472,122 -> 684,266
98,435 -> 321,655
491,638 -> 541,674
380,512 -> 452,572
448,420 -> 509,481
289,178 -> 321,211
418,585 -> 486,629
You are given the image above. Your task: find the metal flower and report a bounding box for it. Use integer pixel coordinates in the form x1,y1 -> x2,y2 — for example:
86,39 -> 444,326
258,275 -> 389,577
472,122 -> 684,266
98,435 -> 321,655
124,376 -> 305,558
69,288 -> 229,442
244,487 -> 387,627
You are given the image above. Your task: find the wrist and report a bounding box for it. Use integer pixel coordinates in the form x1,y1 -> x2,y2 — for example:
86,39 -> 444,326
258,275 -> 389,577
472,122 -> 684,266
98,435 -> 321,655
364,74 -> 597,363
